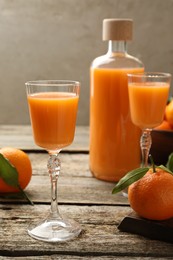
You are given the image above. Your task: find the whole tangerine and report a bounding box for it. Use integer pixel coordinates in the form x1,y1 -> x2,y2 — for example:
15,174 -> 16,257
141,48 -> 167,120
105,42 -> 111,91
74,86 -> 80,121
128,168 -> 173,220
0,147 -> 32,193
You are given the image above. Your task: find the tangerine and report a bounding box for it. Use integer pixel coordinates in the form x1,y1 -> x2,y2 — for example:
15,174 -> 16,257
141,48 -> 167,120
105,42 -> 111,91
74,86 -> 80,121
165,99 -> 173,127
128,168 -> 173,220
155,120 -> 172,131
0,147 -> 32,193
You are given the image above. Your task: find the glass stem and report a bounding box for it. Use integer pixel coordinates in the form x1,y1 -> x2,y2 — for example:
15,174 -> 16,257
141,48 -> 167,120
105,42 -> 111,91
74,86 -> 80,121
47,152 -> 61,219
140,129 -> 152,167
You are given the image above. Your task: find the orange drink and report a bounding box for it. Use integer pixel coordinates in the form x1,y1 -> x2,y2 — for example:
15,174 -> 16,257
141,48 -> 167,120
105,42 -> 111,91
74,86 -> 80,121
127,72 -> 171,167
28,92 -> 79,150
26,80 -> 81,242
128,82 -> 170,129
90,67 -> 144,182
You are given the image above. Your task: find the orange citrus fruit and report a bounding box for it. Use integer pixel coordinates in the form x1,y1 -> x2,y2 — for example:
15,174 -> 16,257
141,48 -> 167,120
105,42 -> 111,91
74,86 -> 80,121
0,147 -> 32,193
155,120 -> 173,131
128,168 -> 173,220
165,99 -> 173,127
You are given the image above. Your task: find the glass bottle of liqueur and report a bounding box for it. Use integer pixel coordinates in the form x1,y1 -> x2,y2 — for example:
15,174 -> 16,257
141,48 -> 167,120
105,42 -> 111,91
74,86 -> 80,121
90,19 -> 144,181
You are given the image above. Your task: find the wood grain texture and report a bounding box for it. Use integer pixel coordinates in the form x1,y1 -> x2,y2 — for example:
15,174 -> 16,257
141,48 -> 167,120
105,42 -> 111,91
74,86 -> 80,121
1,204 -> 173,258
0,152 -> 128,205
1,125 -> 173,259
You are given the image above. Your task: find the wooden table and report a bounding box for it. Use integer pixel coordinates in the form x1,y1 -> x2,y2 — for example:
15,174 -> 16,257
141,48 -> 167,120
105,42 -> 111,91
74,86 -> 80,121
1,125 -> 173,259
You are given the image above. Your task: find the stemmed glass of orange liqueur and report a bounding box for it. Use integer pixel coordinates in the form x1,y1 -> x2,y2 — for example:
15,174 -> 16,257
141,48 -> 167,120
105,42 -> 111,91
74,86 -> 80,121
26,80 -> 81,242
127,73 -> 171,167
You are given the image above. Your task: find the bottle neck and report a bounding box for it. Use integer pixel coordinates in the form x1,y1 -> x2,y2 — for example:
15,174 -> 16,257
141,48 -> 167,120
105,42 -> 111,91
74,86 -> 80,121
107,41 -> 127,55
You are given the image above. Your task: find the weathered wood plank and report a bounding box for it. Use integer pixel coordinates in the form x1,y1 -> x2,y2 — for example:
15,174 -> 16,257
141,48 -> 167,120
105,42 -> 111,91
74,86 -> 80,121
1,204 -> 130,225
0,174 -> 128,205
0,125 -> 89,151
29,152 -> 91,178
1,256 -> 173,260
0,152 -> 128,205
1,204 -> 173,258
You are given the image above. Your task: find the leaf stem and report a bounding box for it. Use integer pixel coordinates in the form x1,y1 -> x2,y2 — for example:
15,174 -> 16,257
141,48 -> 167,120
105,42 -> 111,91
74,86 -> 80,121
149,154 -> 156,173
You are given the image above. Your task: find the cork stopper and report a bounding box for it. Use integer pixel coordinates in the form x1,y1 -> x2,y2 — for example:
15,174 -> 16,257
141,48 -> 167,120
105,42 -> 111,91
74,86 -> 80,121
102,19 -> 133,41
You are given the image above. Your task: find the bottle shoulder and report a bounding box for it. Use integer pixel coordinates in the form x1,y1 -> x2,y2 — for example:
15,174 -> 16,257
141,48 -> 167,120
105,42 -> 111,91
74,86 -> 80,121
91,53 -> 144,69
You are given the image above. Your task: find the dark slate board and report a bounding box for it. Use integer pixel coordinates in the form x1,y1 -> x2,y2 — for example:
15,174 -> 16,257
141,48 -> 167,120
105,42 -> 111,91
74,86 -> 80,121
118,211 -> 173,244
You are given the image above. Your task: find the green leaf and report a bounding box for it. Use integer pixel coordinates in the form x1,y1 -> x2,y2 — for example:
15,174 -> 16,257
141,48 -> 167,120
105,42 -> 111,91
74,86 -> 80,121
0,154 -> 19,187
112,167 -> 149,194
167,96 -> 173,104
17,184 -> 34,206
158,165 -> 173,175
166,152 -> 173,172
0,153 -> 34,206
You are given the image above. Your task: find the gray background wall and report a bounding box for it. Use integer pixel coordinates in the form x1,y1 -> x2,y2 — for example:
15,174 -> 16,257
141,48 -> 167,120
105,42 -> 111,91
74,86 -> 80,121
0,0 -> 173,125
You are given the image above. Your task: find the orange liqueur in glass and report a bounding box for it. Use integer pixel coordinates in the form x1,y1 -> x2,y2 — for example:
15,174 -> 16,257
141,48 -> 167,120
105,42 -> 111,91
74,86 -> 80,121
28,92 -> 79,150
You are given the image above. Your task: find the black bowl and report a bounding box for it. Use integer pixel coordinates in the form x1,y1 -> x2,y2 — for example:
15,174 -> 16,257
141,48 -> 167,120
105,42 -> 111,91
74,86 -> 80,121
151,129 -> 173,165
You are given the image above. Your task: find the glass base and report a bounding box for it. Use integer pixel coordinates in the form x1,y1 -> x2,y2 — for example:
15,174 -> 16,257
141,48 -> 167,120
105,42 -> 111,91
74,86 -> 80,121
28,217 -> 82,242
